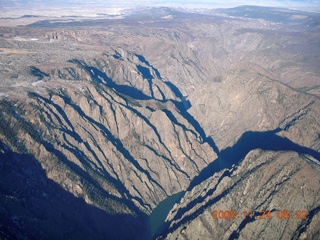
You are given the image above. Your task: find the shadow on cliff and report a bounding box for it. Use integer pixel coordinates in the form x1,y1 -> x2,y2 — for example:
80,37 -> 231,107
28,92 -> 155,211
0,141 -> 146,240
157,129 -> 320,239
189,128 -> 320,190
70,59 -> 151,101
163,80 -> 220,155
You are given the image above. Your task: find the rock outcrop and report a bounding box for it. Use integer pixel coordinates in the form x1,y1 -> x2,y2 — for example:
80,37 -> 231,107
0,49 -> 217,239
160,150 -> 320,240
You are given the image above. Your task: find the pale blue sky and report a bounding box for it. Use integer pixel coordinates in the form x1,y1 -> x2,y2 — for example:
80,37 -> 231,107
2,0 -> 320,8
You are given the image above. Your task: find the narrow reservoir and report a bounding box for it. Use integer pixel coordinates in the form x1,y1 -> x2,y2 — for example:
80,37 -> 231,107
138,191 -> 185,240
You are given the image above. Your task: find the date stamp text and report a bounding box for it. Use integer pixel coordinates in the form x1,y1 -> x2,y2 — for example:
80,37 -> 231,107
212,210 -> 308,220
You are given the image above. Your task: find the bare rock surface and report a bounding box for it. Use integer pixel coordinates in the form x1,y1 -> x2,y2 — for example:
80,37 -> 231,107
161,150 -> 320,240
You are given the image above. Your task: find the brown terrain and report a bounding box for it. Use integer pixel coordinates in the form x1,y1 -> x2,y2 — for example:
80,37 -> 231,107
0,6 -> 319,240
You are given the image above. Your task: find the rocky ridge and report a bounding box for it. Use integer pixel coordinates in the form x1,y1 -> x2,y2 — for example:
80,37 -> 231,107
160,150 -> 320,240
0,48 -> 217,239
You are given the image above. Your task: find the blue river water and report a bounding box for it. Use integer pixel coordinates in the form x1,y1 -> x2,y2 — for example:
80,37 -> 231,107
138,191 -> 185,240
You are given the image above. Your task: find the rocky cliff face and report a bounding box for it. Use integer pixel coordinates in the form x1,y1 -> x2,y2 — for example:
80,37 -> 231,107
188,63 -> 320,150
0,48 -> 217,239
160,150 -> 320,240
0,6 -> 319,240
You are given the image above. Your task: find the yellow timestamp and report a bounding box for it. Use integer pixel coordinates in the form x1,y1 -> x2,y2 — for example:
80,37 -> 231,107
212,210 -> 308,220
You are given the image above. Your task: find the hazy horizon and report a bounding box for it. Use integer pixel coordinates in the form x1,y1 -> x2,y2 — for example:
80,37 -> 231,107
1,0 -> 320,18
2,0 -> 320,9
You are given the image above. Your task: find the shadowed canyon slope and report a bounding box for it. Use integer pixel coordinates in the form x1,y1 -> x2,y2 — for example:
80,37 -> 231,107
0,6 -> 319,240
